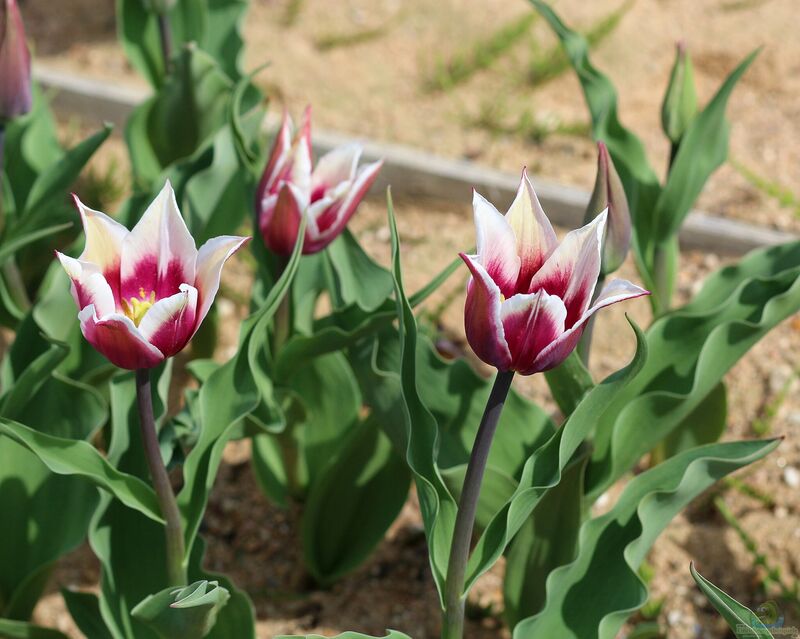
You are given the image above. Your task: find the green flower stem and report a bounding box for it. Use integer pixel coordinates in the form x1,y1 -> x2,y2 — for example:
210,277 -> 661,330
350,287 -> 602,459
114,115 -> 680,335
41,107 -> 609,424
136,368 -> 186,586
157,13 -> 174,73
442,369 -> 515,639
577,273 -> 605,366
0,123 -> 31,313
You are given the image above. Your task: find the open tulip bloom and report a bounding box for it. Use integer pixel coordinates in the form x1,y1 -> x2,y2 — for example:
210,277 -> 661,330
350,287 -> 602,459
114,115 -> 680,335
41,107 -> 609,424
461,169 -> 649,375
256,106 -> 383,255
57,182 -> 249,370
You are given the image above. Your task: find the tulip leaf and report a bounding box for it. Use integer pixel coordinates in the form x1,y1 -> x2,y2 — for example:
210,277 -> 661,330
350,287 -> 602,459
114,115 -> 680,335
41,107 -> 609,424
61,590 -> 114,639
690,563 -> 775,639
0,419 -> 162,523
0,322 -> 108,620
385,191 -> 458,601
22,124 -> 113,220
652,50 -> 758,242
302,416 -> 411,583
326,229 -> 395,312
503,450 -> 588,627
543,352 -> 594,416
440,464 -> 517,533
658,382 -> 727,461
512,438 -> 779,639
116,0 -> 245,88
586,240 -> 800,500
0,619 -> 69,639
131,580 -> 230,639
527,0 -> 660,217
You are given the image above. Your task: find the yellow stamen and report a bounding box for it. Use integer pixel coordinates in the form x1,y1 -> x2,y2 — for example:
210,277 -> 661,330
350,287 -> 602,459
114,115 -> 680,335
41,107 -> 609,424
122,290 -> 156,326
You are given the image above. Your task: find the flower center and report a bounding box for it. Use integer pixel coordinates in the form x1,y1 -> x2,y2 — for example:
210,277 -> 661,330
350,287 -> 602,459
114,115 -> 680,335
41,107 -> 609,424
122,288 -> 156,326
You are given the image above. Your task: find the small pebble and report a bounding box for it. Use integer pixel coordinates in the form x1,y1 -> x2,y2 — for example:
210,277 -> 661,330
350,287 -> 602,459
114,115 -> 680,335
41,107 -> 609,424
668,610 -> 683,626
784,466 -> 800,489
776,457 -> 787,469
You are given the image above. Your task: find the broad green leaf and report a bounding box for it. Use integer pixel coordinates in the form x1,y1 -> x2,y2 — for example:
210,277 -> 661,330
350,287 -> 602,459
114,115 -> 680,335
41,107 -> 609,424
326,229 -> 394,312
0,619 -> 69,639
131,580 -> 230,639
302,417 -> 410,583
513,439 -> 779,638
543,352 -> 594,416
587,240 -> 800,500
658,382 -> 727,461
61,590 -> 114,639
504,450 -> 587,627
653,51 -> 758,241
22,124 -> 112,218
385,191 -> 457,601
0,328 -> 107,619
116,0 -> 170,87
0,419 -> 162,523
690,563 -> 775,639
440,464 -> 517,533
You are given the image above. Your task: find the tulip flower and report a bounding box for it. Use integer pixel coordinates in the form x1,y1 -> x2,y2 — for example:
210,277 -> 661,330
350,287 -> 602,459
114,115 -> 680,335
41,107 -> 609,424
256,107 -> 383,255
584,142 -> 631,275
57,182 -> 248,370
0,0 -> 32,122
460,169 -> 648,375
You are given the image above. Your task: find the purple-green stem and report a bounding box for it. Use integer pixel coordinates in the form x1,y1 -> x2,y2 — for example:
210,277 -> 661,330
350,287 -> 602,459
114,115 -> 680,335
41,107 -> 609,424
157,13 -> 174,74
136,368 -> 186,586
0,123 -> 31,312
441,370 -> 515,639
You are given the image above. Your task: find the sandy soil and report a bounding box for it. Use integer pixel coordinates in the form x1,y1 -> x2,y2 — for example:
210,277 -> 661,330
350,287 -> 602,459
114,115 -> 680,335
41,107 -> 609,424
26,196 -> 800,638
22,0 -> 800,234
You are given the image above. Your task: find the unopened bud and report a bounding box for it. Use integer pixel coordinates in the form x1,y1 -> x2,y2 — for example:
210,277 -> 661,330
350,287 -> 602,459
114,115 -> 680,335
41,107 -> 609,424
585,142 -> 631,275
0,0 -> 32,122
661,41 -> 698,145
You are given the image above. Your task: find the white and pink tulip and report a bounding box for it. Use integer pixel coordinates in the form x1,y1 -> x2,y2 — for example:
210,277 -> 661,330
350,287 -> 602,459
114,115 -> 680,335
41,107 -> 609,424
57,182 -> 249,370
461,169 -> 648,376
256,106 -> 383,256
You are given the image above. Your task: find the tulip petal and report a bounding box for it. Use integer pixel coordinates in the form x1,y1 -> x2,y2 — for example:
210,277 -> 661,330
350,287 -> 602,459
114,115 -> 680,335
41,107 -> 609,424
56,252 -> 116,317
473,190 -> 520,298
311,143 -> 360,192
138,284 -> 198,358
506,169 -> 558,290
194,235 -> 249,328
500,290 -> 566,375
257,110 -> 293,198
461,253 -> 512,371
78,306 -> 164,370
121,182 -> 197,302
73,195 -> 129,298
528,210 -> 607,328
261,182 -> 304,256
530,278 -> 648,373
305,159 -> 382,254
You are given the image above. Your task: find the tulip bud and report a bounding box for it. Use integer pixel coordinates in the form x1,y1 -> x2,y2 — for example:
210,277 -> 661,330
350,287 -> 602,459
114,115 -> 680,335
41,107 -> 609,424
661,41 -> 698,145
141,0 -> 177,14
0,0 -> 32,122
584,142 -> 631,275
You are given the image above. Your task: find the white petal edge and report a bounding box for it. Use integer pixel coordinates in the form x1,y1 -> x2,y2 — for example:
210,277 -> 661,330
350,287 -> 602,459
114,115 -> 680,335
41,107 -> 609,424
73,195 -> 129,270
138,284 -> 198,342
194,235 -> 250,328
56,252 -> 117,316
504,169 -> 558,271
311,143 -> 361,190
473,190 -> 520,292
